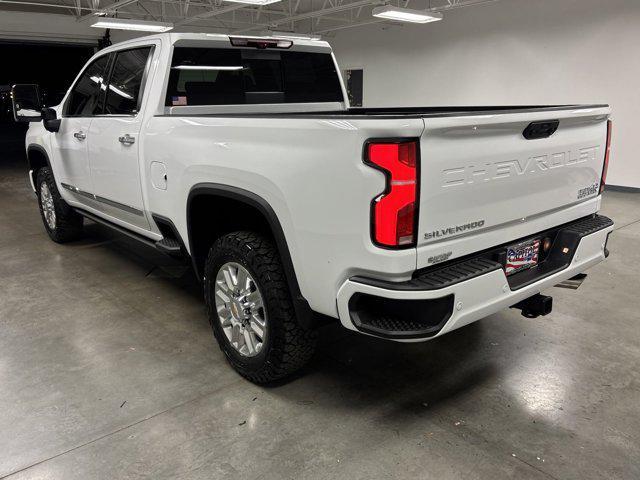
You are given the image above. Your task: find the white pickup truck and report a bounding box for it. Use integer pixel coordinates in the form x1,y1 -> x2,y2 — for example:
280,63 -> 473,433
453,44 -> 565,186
13,33 -> 614,384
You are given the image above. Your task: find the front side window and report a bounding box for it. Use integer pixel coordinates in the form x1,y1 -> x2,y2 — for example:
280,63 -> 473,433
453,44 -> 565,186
104,47 -> 152,115
65,55 -> 110,116
165,47 -> 343,106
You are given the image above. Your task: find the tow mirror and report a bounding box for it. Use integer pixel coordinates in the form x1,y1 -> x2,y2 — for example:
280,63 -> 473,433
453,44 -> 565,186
11,84 -> 42,122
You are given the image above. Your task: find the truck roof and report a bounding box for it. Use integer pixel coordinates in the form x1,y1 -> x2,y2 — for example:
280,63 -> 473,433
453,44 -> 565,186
109,32 -> 332,51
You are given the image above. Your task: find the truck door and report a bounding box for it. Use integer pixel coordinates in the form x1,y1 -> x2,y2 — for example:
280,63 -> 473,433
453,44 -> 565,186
52,53 -> 111,210
87,46 -> 154,230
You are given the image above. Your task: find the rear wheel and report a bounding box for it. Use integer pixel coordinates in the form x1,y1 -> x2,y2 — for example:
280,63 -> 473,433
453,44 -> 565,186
36,167 -> 83,243
204,231 -> 316,384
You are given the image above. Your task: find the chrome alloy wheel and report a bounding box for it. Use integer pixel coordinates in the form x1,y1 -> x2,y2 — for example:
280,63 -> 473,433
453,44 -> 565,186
40,182 -> 56,230
214,262 -> 267,357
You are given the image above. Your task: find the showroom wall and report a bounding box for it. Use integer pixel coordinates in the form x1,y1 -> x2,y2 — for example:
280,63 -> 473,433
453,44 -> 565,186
331,0 -> 640,188
0,11 -> 101,43
0,10 -> 204,44
0,11 -> 161,44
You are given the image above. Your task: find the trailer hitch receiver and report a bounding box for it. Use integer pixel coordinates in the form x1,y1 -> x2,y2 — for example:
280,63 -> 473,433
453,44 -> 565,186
511,294 -> 553,319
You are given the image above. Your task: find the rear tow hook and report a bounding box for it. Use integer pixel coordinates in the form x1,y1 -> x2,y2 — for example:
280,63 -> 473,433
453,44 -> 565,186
511,294 -> 553,319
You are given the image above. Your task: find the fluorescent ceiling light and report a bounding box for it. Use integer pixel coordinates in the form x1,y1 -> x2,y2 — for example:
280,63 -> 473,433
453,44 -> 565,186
173,65 -> 243,71
372,6 -> 443,24
91,18 -> 174,32
263,30 -> 322,40
224,0 -> 280,4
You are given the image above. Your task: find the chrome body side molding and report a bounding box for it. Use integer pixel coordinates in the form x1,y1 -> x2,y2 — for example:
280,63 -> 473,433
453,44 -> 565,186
61,182 -> 144,217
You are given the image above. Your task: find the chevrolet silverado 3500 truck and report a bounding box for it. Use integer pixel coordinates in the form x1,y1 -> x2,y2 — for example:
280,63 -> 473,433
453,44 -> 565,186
12,33 -> 614,383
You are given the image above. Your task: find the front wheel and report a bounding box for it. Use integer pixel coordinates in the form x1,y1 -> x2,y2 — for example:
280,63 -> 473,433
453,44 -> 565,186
204,231 -> 316,384
36,167 -> 83,243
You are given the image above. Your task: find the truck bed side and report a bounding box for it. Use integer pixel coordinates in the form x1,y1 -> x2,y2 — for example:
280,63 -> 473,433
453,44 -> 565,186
143,104 -> 609,318
142,115 -> 425,317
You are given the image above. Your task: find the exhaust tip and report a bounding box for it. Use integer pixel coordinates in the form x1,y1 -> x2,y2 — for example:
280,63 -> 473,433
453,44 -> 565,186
555,273 -> 587,290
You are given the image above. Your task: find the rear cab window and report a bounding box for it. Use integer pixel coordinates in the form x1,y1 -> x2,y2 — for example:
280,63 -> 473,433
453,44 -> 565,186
165,46 -> 343,106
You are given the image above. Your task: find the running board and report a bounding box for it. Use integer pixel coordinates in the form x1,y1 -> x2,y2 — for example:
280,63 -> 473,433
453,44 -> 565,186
152,214 -> 187,258
155,237 -> 183,257
75,208 -> 185,259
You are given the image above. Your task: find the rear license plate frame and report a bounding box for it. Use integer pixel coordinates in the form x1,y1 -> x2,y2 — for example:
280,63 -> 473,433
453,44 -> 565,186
504,238 -> 541,276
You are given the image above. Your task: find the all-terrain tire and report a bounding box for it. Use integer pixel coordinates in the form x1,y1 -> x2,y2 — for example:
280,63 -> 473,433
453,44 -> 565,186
36,167 -> 83,243
204,231 -> 317,384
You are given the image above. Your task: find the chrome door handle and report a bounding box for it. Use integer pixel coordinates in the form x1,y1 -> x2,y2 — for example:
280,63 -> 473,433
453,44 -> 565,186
73,131 -> 86,140
118,134 -> 135,146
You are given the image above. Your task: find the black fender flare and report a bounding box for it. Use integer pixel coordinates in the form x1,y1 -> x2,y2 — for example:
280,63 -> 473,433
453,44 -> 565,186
187,183 -> 315,329
26,144 -> 52,189
26,144 -> 52,167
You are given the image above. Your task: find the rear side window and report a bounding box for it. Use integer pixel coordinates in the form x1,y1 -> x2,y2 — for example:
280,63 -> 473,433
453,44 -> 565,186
65,55 -> 110,116
104,47 -> 152,115
165,47 -> 343,106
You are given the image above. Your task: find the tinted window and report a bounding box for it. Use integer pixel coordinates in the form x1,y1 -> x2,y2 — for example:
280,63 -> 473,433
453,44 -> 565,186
65,55 -> 110,116
165,47 -> 343,106
104,47 -> 152,115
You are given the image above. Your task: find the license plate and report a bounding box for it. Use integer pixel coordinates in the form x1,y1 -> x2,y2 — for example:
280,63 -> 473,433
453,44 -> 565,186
504,238 -> 541,276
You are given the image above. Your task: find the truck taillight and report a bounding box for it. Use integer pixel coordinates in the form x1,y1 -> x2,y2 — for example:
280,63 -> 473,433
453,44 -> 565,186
600,119 -> 612,194
365,139 -> 419,248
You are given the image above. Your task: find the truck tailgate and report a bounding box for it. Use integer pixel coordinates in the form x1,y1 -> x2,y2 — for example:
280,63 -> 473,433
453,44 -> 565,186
416,106 -> 610,266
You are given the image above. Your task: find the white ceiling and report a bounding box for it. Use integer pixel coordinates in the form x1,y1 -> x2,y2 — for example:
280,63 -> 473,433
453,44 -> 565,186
0,0 -> 502,36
